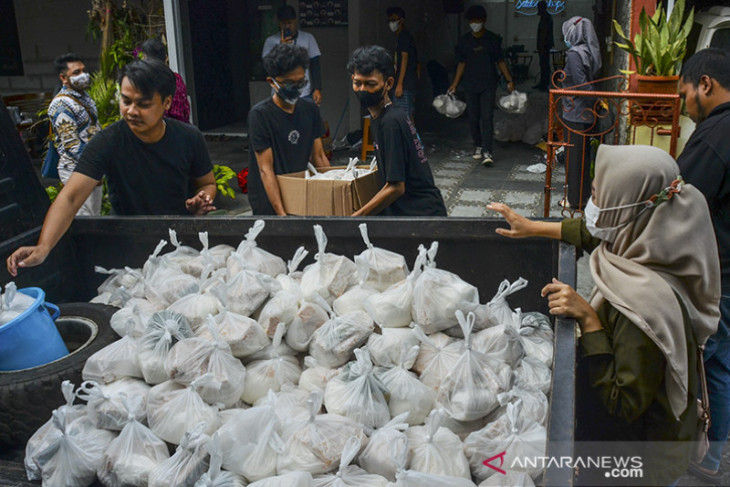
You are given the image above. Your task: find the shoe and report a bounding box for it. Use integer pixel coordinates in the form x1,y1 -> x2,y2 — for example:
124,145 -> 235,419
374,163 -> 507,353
481,152 -> 494,166
472,147 -> 483,160
687,461 -> 722,485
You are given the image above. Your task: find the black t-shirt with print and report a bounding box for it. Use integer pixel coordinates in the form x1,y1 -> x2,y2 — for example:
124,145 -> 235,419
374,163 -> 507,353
74,118 -> 213,215
247,97 -> 325,215
395,30 -> 418,91
371,105 -> 446,216
455,30 -> 504,92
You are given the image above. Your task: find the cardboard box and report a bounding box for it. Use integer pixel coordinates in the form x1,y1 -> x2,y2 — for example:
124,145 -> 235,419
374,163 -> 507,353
277,165 -> 380,216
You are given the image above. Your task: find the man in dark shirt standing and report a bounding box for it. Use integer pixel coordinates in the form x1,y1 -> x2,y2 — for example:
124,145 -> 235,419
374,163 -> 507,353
348,46 -> 446,217
534,1 -> 554,90
677,48 -> 730,485
448,5 -> 515,166
386,6 -> 418,118
7,59 -> 216,276
248,43 -> 330,215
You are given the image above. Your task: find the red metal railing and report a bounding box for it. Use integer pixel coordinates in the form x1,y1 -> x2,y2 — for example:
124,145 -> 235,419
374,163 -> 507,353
545,73 -> 682,217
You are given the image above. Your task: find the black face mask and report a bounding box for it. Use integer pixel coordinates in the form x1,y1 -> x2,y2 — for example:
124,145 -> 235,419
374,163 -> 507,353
273,79 -> 307,104
355,85 -> 388,109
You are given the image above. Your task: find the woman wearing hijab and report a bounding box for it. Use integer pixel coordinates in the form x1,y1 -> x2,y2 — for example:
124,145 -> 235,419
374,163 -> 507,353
488,144 -> 721,485
138,38 -> 191,123
560,16 -> 602,209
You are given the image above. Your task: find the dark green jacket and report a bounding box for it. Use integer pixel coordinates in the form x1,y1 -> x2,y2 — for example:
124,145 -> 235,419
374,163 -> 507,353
562,218 -> 698,486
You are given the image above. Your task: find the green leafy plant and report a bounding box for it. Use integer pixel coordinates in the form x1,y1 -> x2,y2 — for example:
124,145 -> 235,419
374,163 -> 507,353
214,164 -> 237,199
613,0 -> 694,76
45,180 -> 111,216
88,72 -> 120,128
45,182 -> 63,202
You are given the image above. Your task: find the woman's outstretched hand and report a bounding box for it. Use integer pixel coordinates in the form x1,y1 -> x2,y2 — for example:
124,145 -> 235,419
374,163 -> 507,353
487,202 -> 536,238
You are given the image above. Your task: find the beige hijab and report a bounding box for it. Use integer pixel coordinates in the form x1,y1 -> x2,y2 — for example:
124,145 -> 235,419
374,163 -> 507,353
588,145 -> 721,419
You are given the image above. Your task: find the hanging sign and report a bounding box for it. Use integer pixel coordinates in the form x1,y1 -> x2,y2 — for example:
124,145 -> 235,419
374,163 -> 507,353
515,0 -> 566,15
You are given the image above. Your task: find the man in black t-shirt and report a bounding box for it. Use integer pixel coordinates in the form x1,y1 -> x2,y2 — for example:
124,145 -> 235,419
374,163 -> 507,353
6,59 -> 216,277
448,5 -> 514,166
348,46 -> 446,217
386,6 -> 418,117
248,43 -> 330,215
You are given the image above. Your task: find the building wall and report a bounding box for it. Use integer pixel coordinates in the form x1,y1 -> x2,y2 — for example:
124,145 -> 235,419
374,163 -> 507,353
0,0 -> 100,95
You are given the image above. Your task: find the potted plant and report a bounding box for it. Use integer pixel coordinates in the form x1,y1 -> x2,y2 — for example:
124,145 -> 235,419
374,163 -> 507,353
613,0 -> 694,94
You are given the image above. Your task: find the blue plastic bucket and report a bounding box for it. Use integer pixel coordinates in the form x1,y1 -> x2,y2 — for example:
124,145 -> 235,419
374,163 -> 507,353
0,287 -> 69,371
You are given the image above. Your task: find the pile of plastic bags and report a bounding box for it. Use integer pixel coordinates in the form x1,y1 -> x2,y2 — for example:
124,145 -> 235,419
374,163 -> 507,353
25,221 -> 554,487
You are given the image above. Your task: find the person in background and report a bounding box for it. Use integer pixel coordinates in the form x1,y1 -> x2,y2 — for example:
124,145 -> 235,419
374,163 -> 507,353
533,1 -> 554,90
448,4 -> 514,166
489,144 -> 721,486
138,38 -> 191,123
386,6 -> 418,118
6,59 -> 216,277
677,47 -> 730,485
48,53 -> 102,215
348,46 -> 446,217
248,44 -> 330,216
559,16 -> 601,209
262,5 -> 323,106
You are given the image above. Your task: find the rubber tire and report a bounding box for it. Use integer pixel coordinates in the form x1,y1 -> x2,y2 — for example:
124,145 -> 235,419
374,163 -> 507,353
0,303 -> 118,450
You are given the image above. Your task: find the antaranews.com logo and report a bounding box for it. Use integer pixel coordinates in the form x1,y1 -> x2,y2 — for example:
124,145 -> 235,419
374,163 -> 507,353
484,451 -> 644,480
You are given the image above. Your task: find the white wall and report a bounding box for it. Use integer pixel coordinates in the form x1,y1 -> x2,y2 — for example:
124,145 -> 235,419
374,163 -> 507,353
0,0 -> 100,95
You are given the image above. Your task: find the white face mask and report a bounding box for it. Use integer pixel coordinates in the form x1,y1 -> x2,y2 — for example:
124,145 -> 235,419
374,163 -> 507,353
69,72 -> 91,90
470,22 -> 484,33
584,197 -> 651,243
389,21 -> 400,32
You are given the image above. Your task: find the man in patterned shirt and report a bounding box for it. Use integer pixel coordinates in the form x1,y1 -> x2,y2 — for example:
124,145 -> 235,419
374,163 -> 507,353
48,53 -> 102,215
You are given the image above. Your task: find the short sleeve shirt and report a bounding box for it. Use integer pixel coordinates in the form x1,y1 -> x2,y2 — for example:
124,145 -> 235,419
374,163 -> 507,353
74,118 -> 213,215
371,105 -> 447,216
262,30 -> 321,97
455,30 -> 504,92
395,30 -> 418,91
247,97 -> 325,215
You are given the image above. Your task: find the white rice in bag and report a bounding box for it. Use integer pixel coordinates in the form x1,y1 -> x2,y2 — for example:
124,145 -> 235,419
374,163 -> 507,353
378,345 -> 436,425
241,323 -> 301,404
353,223 -> 408,292
406,408 -> 471,479
299,224 -> 358,304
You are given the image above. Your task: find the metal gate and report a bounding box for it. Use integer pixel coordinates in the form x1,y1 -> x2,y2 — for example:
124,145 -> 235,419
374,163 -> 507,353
544,73 -> 682,217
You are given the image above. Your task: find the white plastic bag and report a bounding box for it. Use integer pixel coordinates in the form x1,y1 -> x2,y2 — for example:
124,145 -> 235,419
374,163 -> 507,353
514,355 -> 552,394
496,384 -> 549,426
411,243 -> 479,333
435,93 -> 466,119
32,409 -> 116,487
217,404 -> 283,481
146,377 -> 220,445
357,413 -> 410,481
464,401 -> 547,482
300,225 -> 358,304
167,268 -> 224,332
498,90 -> 528,114
278,391 -> 366,475
254,385 -> 312,428
412,326 -> 462,391
277,246 -> 309,295
82,323 -> 143,384
77,378 -> 150,431
436,312 -> 511,421
137,310 -> 194,385
309,310 -> 374,368
248,471 -> 314,487
25,381 -> 87,481
196,307 -> 269,359
406,409 -> 471,479
324,348 -> 390,430
379,345 -> 436,425
0,282 -> 36,325
367,327 -> 419,368
110,299 -> 160,338
286,294 -> 332,352
333,284 -> 378,316
145,266 -> 200,308
354,223 -> 408,292
95,266 -> 145,297
364,245 -> 427,328
182,232 -> 230,277
242,323 -> 301,404
471,322 -> 524,367
257,289 -> 300,337
312,436 -> 388,486
228,220 -> 287,277
194,433 -> 246,487
97,394 -> 170,487
227,253 -> 281,317
299,356 -> 338,394
519,312 -> 554,367
148,424 -> 211,487
165,322 -> 247,408
481,278 -> 529,328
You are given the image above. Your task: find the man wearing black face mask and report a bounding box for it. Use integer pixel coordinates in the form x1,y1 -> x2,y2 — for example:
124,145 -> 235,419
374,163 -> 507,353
247,43 -> 330,215
348,46 -> 446,217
